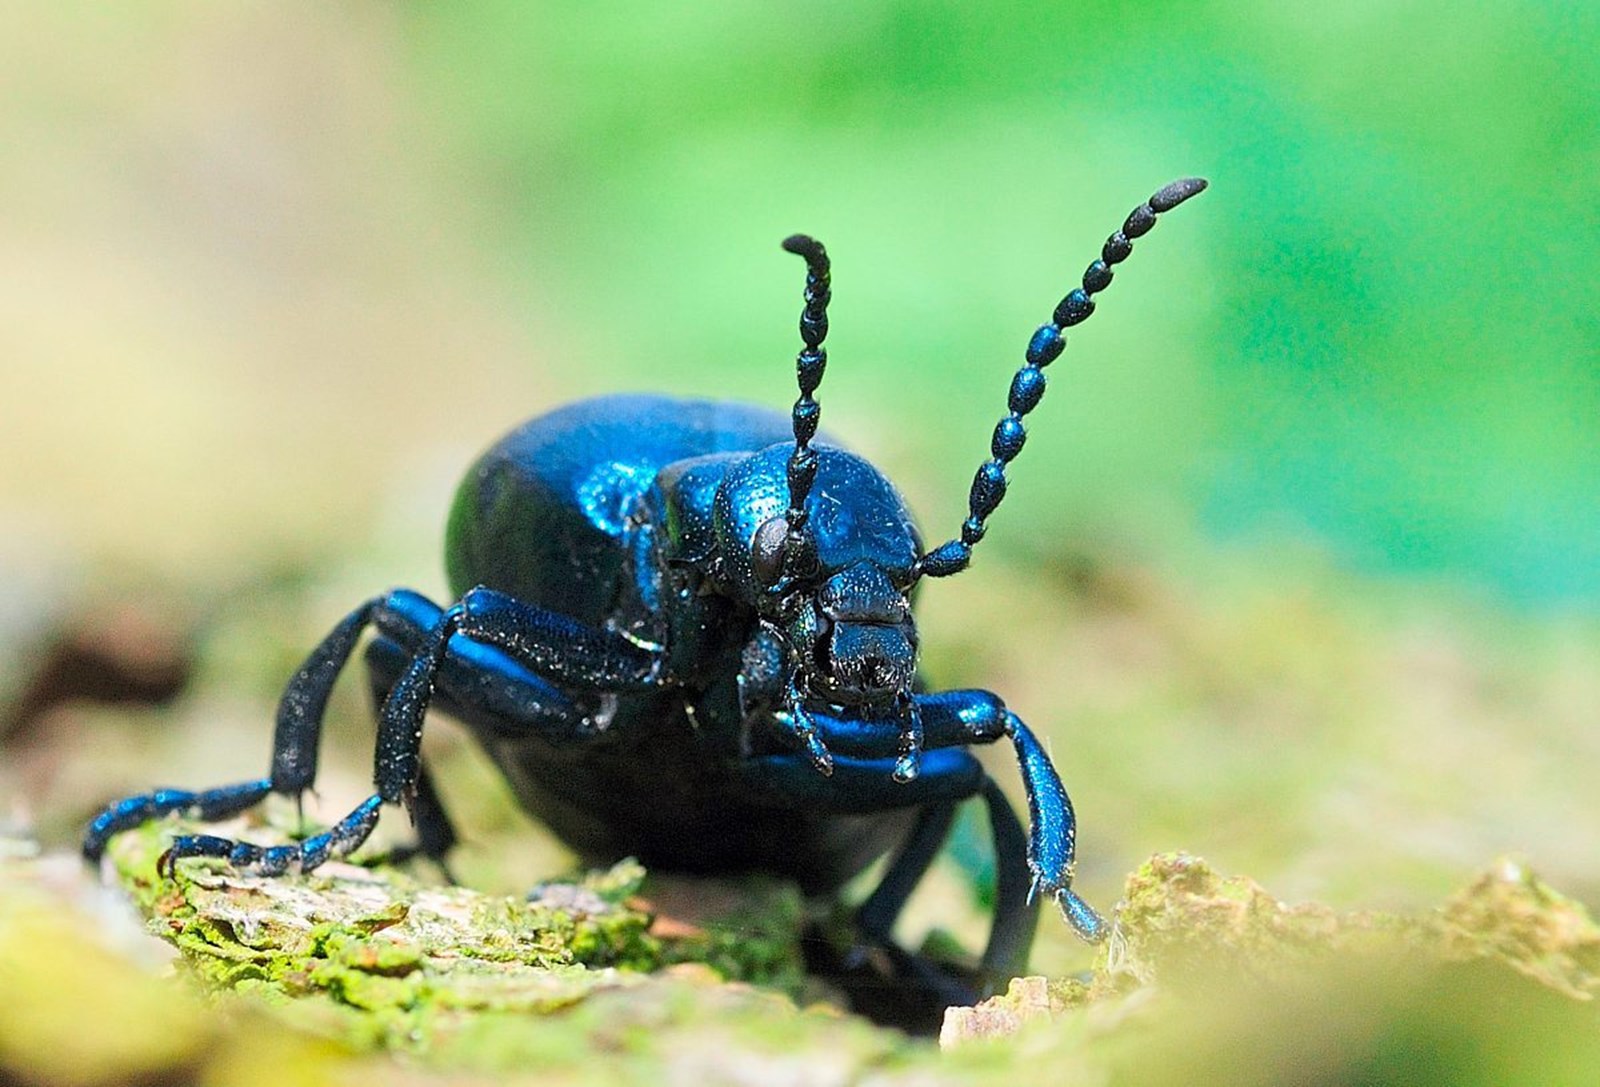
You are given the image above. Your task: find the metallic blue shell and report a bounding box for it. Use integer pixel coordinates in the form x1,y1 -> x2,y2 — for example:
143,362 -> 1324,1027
445,394 -> 797,620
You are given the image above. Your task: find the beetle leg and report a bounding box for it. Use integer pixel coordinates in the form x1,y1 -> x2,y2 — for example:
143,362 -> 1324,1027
774,677 -> 834,774
371,589 -> 601,742
999,709 -> 1107,943
733,748 -> 982,811
453,586 -> 663,692
269,599 -> 382,803
796,690 -> 1008,760
155,595 -> 444,875
83,779 -> 272,863
763,702 -> 1042,973
738,748 -> 1033,1020
974,776 -> 1042,978
854,777 -> 1039,982
159,598 -> 473,876
363,643 -> 458,872
802,692 -> 1107,944
917,693 -> 1107,942
82,597 -> 389,864
368,765 -> 456,877
367,584 -> 671,837
160,796 -> 382,877
855,800 -> 958,944
349,589 -> 669,868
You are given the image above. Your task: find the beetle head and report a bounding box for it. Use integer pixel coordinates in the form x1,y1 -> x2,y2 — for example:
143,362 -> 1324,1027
714,443 -> 921,708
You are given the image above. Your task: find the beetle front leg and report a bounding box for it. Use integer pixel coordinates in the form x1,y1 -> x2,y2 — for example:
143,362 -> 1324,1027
800,691 -> 1107,944
916,691 -> 1106,943
1000,707 -> 1107,943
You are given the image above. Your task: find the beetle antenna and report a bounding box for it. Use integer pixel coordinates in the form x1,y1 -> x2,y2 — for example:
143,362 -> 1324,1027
914,177 -> 1208,579
779,233 -> 831,566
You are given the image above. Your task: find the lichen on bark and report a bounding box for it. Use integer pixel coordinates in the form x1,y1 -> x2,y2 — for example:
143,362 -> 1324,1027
98,816 -> 814,1055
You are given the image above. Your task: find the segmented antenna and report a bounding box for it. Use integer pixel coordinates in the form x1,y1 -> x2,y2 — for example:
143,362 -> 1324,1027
915,177 -> 1209,579
779,233 -> 831,571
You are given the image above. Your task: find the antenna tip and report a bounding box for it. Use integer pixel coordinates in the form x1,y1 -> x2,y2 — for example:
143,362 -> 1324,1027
1150,177 -> 1208,213
781,234 -> 827,262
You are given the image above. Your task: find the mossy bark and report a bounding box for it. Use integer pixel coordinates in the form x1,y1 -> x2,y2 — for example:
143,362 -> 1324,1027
6,835 -> 1599,1086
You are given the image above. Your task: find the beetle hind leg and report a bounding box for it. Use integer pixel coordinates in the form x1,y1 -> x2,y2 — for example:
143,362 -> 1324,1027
829,800 -> 979,1026
843,776 -> 1041,1020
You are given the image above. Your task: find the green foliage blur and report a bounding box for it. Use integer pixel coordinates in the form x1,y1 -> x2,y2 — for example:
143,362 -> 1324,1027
397,0 -> 1600,608
4,3 -> 1594,607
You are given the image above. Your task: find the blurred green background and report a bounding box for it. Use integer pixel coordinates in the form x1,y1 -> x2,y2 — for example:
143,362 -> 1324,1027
2,1 -> 1596,976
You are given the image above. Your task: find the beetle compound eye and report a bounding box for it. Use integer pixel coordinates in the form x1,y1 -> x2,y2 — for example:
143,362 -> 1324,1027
752,516 -> 790,588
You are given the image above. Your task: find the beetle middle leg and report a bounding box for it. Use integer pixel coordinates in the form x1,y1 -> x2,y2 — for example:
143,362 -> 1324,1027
736,748 -> 1037,982
87,586 -> 666,871
82,597 -> 384,863
733,745 -> 1033,1026
856,777 -> 1040,981
364,646 -> 458,872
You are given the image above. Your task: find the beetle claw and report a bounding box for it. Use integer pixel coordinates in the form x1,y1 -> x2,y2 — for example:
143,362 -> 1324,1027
891,751 -> 919,784
809,736 -> 836,776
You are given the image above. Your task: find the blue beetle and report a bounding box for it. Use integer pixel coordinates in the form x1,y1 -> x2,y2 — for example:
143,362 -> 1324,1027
86,178 -> 1206,1015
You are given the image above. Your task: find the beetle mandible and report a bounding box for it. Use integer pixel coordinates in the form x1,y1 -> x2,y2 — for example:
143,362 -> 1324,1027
86,177 -> 1206,1008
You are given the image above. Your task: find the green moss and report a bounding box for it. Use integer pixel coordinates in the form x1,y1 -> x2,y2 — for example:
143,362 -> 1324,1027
1434,857 -> 1600,1000
649,873 -> 809,994
1101,851 -> 1600,1002
15,832 -> 1600,1086
944,850 -> 1600,1078
98,817 -> 815,1057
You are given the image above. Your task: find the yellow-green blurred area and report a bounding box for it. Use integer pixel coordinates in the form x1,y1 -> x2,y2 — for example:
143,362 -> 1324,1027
2,1 -> 1598,1077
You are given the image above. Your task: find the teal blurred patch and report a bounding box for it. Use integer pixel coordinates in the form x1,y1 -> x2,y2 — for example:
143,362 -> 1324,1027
400,0 -> 1600,607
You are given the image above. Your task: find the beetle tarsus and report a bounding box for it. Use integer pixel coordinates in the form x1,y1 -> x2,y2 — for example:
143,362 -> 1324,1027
154,795 -> 385,879
82,778 -> 273,865
892,702 -> 924,783
1053,885 -> 1110,944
